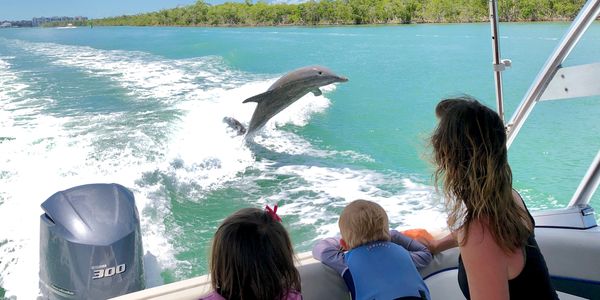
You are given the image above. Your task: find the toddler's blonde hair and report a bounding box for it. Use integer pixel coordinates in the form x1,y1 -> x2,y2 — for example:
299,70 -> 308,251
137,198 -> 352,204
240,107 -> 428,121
339,199 -> 390,249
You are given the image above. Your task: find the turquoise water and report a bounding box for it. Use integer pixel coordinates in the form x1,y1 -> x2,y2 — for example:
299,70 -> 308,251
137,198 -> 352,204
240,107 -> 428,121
0,24 -> 598,298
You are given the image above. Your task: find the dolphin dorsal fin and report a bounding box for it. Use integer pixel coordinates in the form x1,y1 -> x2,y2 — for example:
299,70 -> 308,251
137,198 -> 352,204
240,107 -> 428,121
242,90 -> 274,104
312,88 -> 322,96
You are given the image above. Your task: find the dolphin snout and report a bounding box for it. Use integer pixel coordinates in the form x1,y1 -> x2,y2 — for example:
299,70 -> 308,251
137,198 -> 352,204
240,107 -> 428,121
337,76 -> 349,82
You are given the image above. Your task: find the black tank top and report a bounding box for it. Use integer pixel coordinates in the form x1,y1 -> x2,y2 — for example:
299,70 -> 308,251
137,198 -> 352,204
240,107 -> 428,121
457,201 -> 559,299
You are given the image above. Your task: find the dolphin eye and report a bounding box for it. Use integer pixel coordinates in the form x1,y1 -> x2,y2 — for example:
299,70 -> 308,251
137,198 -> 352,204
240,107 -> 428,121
318,71 -> 323,75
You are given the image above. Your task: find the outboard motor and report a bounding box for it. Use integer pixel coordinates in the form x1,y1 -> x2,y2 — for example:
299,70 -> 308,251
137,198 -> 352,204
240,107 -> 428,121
39,183 -> 145,299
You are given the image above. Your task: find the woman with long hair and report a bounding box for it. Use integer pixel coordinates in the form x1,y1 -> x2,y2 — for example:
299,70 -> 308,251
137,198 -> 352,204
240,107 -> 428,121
427,97 -> 558,299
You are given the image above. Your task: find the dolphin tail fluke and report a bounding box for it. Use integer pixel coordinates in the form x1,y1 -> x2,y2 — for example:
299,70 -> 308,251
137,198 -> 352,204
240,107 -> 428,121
242,90 -> 275,104
222,116 -> 247,136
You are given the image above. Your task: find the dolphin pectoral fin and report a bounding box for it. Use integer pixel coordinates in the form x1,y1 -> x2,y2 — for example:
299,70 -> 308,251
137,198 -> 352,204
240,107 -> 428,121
242,90 -> 275,104
312,88 -> 322,96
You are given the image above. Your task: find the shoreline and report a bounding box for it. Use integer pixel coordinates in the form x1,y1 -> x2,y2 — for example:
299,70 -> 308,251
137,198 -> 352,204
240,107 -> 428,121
36,19 -> 587,29
3,19 -> 589,30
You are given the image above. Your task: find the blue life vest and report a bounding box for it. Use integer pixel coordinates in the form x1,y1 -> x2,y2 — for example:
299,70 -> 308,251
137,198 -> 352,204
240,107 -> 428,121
345,241 -> 430,300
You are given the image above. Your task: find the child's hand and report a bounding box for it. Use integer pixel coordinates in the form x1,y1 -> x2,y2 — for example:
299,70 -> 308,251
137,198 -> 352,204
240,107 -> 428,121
401,229 -> 435,249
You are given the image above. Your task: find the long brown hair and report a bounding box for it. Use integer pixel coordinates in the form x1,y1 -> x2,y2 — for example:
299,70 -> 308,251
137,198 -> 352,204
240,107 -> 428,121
431,96 -> 532,253
210,207 -> 301,300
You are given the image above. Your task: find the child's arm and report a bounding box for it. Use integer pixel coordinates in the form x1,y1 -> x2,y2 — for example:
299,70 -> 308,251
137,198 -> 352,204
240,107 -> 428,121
312,237 -> 347,275
390,230 -> 433,268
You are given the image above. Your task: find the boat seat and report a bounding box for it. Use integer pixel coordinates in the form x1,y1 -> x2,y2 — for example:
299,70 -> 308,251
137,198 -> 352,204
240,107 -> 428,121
297,242 -> 591,300
424,268 -> 586,300
298,258 -> 350,300
424,269 -> 464,300
113,225 -> 599,300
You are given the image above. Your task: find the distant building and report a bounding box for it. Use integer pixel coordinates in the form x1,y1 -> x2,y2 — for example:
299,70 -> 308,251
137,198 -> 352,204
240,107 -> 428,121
32,16 -> 88,27
5,20 -> 33,27
0,16 -> 85,28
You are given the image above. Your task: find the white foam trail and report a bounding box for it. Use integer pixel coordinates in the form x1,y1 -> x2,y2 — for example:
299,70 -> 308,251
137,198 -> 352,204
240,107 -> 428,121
259,166 -> 446,246
0,57 -> 28,101
0,110 -> 176,298
0,114 -> 83,298
164,91 -> 256,190
1,40 -> 343,297
160,78 -> 340,196
0,40 -> 259,284
0,41 -> 447,299
7,39 -> 250,104
0,57 -> 36,131
0,47 -> 196,298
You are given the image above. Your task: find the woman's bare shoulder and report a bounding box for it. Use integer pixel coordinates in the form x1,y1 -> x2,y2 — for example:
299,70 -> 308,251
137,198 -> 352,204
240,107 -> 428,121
512,189 -> 527,210
462,218 -> 502,251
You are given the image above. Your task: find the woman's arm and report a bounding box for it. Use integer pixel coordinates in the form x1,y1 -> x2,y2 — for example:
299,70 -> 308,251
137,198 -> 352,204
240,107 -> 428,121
424,231 -> 459,254
460,220 -> 510,300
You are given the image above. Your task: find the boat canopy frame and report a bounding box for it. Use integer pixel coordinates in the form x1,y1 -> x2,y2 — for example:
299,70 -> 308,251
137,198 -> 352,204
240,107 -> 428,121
490,0 -> 600,208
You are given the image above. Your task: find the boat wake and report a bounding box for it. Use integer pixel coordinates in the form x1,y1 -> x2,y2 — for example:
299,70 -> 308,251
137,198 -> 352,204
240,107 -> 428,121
0,39 -> 446,299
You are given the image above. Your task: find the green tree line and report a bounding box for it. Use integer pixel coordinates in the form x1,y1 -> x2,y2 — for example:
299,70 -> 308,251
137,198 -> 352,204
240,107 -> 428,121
87,0 -> 585,27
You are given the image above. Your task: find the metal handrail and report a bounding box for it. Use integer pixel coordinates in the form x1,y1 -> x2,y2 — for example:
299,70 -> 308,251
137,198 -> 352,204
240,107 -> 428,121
489,0 -> 506,122
498,0 -> 600,207
569,150 -> 600,207
505,0 -> 600,148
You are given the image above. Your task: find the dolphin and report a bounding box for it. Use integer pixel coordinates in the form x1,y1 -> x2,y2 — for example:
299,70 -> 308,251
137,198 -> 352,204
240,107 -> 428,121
224,65 -> 348,138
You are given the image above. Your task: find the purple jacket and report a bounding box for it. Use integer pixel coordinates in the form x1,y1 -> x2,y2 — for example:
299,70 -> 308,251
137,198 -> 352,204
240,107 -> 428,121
312,229 -> 433,275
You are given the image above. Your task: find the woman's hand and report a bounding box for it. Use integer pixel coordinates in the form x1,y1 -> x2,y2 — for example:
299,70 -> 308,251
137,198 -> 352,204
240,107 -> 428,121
427,232 -> 458,254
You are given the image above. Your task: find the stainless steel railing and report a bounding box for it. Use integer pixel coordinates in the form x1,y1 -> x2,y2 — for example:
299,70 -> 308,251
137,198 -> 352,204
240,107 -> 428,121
505,0 -> 600,148
497,0 -> 600,207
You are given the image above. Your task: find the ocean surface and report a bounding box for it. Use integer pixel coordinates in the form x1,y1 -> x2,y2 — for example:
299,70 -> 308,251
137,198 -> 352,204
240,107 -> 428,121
0,23 -> 599,298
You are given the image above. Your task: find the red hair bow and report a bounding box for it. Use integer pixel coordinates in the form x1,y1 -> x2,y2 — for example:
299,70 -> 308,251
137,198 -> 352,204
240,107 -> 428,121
265,204 -> 282,222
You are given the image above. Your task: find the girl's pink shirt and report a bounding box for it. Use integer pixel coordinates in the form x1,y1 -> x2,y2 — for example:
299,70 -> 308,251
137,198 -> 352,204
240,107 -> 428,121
200,290 -> 302,300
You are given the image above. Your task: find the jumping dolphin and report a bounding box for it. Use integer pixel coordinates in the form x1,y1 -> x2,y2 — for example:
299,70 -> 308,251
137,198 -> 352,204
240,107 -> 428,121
223,65 -> 348,138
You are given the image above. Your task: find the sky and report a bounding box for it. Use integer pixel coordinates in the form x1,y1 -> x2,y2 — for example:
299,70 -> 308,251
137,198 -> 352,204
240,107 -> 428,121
0,0 -> 206,20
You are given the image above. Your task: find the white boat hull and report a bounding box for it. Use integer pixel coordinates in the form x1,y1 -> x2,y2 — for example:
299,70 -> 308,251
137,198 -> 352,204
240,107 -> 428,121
111,209 -> 600,300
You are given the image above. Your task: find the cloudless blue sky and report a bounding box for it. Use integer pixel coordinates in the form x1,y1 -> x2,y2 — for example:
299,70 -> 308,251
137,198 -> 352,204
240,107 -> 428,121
0,0 -> 209,20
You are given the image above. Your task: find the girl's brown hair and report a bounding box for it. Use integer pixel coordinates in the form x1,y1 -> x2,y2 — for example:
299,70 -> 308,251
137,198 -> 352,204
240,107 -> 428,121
431,96 -> 532,253
210,207 -> 300,300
